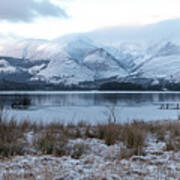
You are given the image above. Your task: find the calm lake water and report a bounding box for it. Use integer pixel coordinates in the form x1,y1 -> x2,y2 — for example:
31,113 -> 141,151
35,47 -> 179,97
1,91 -> 180,124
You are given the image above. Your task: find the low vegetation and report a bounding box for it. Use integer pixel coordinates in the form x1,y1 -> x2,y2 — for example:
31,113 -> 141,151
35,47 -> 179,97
0,106 -> 180,159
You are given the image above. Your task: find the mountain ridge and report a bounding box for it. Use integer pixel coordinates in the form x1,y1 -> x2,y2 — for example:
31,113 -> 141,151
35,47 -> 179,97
0,19 -> 180,90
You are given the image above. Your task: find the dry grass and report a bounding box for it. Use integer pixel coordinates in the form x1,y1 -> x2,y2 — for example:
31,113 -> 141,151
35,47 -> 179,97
94,121 -> 147,156
122,121 -> 146,156
1,105 -> 180,159
96,123 -> 122,145
0,118 -> 25,157
33,127 -> 68,156
142,120 -> 180,151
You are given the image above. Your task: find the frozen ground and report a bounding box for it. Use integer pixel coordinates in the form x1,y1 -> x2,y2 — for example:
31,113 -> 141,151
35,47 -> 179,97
1,135 -> 180,180
7,105 -> 179,125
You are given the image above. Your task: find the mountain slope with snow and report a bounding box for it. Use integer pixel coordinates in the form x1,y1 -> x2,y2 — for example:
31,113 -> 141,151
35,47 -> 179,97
83,48 -> 127,80
0,19 -> 180,90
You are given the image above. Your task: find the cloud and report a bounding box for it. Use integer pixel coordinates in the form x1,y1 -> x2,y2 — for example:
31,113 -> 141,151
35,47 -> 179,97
0,0 -> 68,22
0,32 -> 22,43
88,18 -> 180,43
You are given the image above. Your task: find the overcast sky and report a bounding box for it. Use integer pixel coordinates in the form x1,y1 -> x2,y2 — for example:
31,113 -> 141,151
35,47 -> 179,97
0,0 -> 180,40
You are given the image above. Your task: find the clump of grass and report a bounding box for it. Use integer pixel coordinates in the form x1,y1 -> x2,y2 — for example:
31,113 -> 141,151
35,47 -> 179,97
166,141 -> 175,151
95,121 -> 146,156
34,128 -> 89,158
120,121 -> 147,156
164,122 -> 180,151
34,130 -> 68,156
85,125 -> 97,138
145,121 -> 180,151
0,143 -> 24,157
0,117 -> 26,157
146,122 -> 167,142
96,123 -> 122,145
0,106 -> 38,157
74,128 -> 82,138
168,122 -> 180,138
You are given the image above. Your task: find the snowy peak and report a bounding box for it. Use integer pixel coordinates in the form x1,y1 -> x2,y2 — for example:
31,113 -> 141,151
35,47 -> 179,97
84,48 -> 118,70
55,33 -> 94,45
36,55 -> 94,85
58,35 -> 97,63
103,46 -> 137,72
83,48 -> 127,80
156,41 -> 180,57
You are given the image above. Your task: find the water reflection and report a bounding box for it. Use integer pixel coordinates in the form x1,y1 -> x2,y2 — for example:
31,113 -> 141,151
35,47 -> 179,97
1,92 -> 180,123
1,92 -> 180,108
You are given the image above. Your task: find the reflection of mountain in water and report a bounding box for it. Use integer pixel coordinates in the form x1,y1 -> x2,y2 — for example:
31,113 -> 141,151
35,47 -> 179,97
1,92 -> 180,108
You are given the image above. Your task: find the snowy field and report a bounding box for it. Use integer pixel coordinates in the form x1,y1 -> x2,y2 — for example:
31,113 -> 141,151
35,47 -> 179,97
0,118 -> 180,180
1,136 -> 180,180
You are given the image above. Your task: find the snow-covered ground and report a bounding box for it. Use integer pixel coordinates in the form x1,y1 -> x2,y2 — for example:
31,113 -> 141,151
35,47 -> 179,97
0,136 -> 180,180
5,104 -> 180,125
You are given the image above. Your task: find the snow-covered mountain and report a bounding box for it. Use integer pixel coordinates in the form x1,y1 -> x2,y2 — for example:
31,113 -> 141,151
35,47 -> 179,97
0,35 -> 129,86
83,48 -> 127,80
0,19 -> 180,90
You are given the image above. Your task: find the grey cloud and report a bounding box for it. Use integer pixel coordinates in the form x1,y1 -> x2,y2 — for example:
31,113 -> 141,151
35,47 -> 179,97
0,0 -> 68,22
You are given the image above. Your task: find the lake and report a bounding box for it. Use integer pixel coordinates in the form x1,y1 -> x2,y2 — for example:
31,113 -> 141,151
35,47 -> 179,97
1,91 -> 180,124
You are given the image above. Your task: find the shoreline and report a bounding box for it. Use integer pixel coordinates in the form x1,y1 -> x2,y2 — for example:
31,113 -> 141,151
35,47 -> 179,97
1,90 -> 180,95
